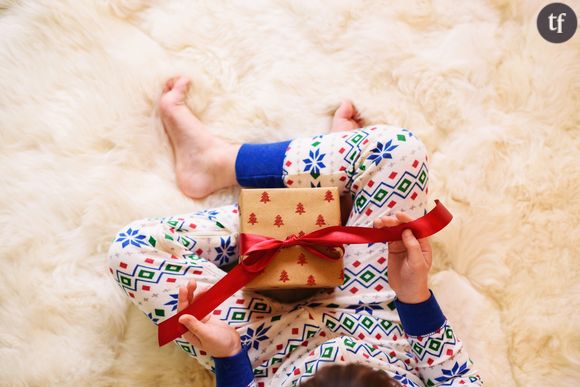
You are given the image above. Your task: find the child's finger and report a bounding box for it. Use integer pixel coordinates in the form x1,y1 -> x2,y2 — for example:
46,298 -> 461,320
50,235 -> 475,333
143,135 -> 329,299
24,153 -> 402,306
177,286 -> 188,312
186,279 -> 197,304
182,331 -> 203,348
401,229 -> 424,265
395,212 -> 431,251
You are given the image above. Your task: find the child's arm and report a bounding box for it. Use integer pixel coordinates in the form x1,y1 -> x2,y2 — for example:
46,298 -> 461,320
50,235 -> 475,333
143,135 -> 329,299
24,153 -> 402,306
374,213 -> 482,386
177,280 -> 255,387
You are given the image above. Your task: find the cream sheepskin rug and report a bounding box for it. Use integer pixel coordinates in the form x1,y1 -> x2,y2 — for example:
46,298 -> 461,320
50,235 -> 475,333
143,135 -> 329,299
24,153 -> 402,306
1,0 -> 578,385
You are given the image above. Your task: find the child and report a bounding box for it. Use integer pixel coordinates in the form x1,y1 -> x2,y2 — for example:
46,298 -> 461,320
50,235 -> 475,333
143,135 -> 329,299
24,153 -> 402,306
108,77 -> 482,386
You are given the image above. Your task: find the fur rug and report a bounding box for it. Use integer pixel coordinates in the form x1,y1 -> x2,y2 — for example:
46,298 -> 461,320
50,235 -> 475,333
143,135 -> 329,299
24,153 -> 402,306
1,0 -> 578,385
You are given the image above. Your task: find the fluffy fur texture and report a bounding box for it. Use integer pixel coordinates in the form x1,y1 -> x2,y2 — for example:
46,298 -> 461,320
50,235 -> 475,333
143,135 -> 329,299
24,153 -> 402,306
0,0 -> 578,385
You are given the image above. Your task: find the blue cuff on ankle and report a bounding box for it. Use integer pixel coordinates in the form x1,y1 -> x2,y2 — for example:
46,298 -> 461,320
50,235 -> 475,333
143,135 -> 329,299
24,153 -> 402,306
235,141 -> 291,188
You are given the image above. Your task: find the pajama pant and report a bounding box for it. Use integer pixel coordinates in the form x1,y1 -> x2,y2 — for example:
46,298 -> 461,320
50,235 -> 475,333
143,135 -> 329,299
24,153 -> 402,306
109,125 -> 475,386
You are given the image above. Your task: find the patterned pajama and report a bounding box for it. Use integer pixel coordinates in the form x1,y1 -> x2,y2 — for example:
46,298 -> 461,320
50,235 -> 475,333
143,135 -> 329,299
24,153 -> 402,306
108,125 -> 481,386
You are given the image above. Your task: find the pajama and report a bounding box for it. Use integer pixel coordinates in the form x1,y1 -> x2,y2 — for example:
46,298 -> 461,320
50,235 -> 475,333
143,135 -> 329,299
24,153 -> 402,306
108,125 -> 482,386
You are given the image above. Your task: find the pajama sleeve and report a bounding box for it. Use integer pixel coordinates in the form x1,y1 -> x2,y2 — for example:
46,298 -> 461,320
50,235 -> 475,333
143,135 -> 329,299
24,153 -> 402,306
213,346 -> 256,387
395,291 -> 483,386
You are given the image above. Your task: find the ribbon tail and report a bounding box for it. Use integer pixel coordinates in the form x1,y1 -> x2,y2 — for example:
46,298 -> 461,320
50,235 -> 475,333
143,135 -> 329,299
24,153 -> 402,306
157,263 -> 259,347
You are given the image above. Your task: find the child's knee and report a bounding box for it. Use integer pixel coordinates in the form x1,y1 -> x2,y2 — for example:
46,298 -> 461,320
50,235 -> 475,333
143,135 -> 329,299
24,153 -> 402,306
360,125 -> 429,173
108,218 -> 159,274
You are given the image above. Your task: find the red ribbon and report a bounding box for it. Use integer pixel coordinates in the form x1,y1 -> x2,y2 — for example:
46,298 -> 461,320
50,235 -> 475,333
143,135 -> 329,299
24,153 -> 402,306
157,199 -> 452,346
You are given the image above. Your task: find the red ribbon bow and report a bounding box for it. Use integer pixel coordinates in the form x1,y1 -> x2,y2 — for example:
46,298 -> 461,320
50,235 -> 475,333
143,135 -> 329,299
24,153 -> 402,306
157,199 -> 452,346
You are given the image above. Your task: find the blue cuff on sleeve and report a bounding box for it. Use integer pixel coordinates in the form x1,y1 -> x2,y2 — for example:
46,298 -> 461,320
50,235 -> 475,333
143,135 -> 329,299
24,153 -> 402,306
214,346 -> 254,387
235,140 -> 291,188
395,290 -> 447,336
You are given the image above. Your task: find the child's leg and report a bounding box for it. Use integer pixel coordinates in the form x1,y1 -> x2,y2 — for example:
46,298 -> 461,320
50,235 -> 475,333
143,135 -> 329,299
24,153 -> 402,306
108,204 -> 301,373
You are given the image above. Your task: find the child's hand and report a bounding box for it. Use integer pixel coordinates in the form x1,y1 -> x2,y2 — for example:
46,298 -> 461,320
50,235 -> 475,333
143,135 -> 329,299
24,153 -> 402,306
374,212 -> 432,304
177,279 -> 242,358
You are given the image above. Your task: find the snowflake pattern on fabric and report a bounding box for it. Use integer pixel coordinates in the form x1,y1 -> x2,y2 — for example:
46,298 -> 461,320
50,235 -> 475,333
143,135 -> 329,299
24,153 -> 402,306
115,227 -> 148,248
108,125 -> 481,386
303,148 -> 326,179
240,323 -> 272,351
214,236 -> 236,266
368,140 -> 399,166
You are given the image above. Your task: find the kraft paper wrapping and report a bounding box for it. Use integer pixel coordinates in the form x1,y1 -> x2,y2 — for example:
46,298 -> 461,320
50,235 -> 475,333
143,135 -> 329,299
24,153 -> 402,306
239,187 -> 344,289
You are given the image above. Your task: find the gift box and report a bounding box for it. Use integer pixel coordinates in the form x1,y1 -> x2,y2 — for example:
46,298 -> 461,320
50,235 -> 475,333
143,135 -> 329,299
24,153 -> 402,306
239,187 -> 344,289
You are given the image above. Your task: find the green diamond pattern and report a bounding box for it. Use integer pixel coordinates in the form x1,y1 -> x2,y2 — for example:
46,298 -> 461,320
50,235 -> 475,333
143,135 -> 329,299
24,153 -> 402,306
397,178 -> 411,193
344,338 -> 356,348
352,133 -> 363,143
148,236 -> 156,247
120,275 -> 131,287
325,319 -> 337,330
164,233 -> 174,241
360,270 -> 376,283
288,344 -> 298,353
343,316 -> 355,330
397,134 -> 406,141
137,269 -> 154,279
355,195 -> 367,209
419,170 -> 427,184
322,347 -> 333,358
373,188 -> 388,201
381,320 -> 393,330
306,330 -> 316,339
180,344 -> 191,353
361,317 -> 373,329
165,264 -> 182,272
154,309 -> 165,317
428,339 -> 442,351
413,342 -> 424,355
232,311 -> 246,321
254,302 -> 267,311
271,315 -> 281,322
445,327 -> 453,339
312,141 -> 321,147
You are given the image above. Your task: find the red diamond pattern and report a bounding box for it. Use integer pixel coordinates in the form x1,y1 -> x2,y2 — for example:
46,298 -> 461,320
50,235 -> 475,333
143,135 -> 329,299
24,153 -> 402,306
374,284 -> 384,291
389,171 -> 398,179
166,278 -> 176,283
145,258 -> 154,264
377,257 -> 386,264
142,285 -> 150,291
367,179 -> 374,187
119,262 -> 127,269
339,147 -> 345,154
387,200 -> 397,208
349,287 -> 359,294
412,159 -> 419,168
411,192 -> 418,200
352,260 -> 361,267
365,208 -> 373,216
285,161 -> 292,167
287,179 -> 294,185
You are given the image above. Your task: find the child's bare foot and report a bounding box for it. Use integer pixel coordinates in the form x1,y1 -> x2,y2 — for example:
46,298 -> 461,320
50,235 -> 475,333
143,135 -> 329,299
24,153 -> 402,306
159,77 -> 240,199
331,100 -> 365,132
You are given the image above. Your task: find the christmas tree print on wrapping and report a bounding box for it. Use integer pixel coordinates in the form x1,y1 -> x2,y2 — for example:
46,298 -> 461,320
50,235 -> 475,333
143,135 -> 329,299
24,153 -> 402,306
274,215 -> 284,227
297,253 -> 307,266
279,270 -> 290,283
315,214 -> 326,227
295,202 -> 305,215
248,212 -> 258,225
324,190 -> 334,202
307,275 -> 316,286
260,191 -> 271,203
